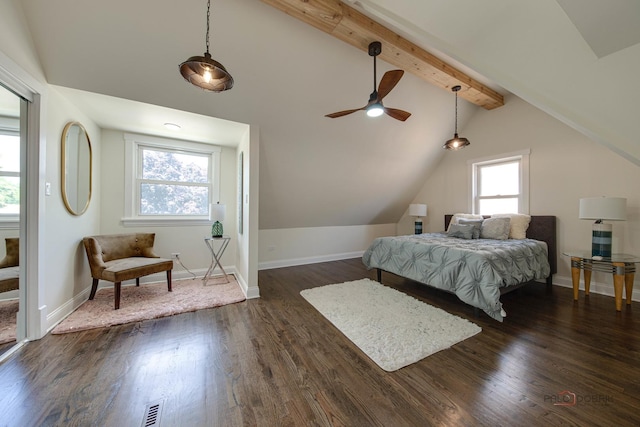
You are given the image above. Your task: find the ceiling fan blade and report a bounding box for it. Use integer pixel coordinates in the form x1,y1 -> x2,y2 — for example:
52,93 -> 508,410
377,70 -> 404,101
325,107 -> 365,118
384,107 -> 411,122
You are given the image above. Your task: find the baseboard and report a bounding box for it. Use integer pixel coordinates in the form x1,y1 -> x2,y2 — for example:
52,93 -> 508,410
259,251 -> 364,270
46,287 -> 91,333
552,274 -> 640,302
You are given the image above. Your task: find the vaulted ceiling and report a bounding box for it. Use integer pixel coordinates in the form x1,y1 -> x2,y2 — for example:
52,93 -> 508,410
18,0 -> 640,229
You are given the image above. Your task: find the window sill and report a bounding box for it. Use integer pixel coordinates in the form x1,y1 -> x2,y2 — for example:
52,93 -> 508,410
0,220 -> 19,230
121,217 -> 212,227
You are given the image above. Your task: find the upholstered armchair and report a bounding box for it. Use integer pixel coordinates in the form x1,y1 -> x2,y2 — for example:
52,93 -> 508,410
0,237 -> 19,294
0,237 -> 20,292
82,233 -> 173,309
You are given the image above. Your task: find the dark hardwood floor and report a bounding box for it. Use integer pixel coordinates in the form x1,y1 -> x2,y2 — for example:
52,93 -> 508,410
0,258 -> 639,426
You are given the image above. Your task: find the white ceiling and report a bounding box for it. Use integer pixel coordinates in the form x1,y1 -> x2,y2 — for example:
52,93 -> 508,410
52,86 -> 249,147
16,0 -> 640,229
557,0 -> 640,58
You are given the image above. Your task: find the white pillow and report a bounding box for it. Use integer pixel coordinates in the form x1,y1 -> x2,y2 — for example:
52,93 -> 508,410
448,213 -> 484,231
491,213 -> 531,239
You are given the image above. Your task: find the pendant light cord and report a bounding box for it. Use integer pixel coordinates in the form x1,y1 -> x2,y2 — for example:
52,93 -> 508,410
454,89 -> 458,134
205,0 -> 211,54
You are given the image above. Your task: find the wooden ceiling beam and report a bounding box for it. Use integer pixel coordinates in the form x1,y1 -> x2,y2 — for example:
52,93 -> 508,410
260,0 -> 504,110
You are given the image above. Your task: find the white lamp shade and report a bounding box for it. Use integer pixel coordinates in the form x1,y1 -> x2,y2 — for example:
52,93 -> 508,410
210,203 -> 226,222
579,197 -> 626,221
409,203 -> 427,217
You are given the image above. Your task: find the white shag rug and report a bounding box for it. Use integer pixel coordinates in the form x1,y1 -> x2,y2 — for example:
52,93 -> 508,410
300,278 -> 482,371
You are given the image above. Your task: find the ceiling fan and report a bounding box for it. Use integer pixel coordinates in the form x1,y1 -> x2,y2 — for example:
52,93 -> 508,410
325,41 -> 411,122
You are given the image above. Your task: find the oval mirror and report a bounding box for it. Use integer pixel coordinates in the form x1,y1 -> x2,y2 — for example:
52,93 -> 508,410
61,122 -> 92,215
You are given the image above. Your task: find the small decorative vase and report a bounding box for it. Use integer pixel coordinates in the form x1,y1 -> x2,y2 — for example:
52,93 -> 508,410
212,221 -> 223,238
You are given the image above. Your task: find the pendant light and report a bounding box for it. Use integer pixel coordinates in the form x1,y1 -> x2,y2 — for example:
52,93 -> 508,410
179,0 -> 234,92
443,85 -> 470,150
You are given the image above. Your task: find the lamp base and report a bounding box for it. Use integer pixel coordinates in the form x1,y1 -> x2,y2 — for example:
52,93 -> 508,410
592,222 -> 612,257
212,221 -> 224,238
414,219 -> 423,235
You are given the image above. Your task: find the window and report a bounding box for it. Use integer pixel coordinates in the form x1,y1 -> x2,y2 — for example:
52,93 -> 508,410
0,117 -> 20,225
124,133 -> 221,226
469,149 -> 530,215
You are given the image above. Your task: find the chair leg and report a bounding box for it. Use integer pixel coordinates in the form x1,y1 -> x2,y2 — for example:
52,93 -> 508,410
136,278 -> 140,286
167,270 -> 172,292
89,278 -> 99,300
114,282 -> 122,310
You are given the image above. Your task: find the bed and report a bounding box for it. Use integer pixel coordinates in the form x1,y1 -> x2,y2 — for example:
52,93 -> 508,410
362,215 -> 557,321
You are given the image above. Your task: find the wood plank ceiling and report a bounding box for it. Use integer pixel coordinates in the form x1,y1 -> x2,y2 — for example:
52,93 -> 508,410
260,0 -> 504,110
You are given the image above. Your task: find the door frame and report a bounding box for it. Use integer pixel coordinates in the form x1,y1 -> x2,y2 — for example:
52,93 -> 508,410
0,51 -> 47,353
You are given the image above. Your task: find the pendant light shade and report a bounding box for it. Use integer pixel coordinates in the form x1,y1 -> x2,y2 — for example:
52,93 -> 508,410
443,85 -> 470,150
179,0 -> 233,92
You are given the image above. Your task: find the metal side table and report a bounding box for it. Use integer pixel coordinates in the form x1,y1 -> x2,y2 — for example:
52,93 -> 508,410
203,236 -> 231,284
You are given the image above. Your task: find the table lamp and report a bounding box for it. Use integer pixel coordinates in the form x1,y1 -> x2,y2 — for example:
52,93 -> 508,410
579,197 -> 626,257
210,203 -> 226,237
409,204 -> 427,234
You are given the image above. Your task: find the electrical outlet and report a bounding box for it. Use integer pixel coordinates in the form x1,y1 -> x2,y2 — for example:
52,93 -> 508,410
171,252 -> 180,258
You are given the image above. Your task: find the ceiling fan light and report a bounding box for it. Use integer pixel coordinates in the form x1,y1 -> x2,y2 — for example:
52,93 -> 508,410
366,103 -> 384,117
443,134 -> 471,150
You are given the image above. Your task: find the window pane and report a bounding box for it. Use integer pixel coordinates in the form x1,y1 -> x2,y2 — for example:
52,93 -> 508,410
141,148 -> 209,183
140,183 -> 208,215
0,176 -> 20,214
0,135 -> 20,173
479,162 -> 518,196
479,198 -> 518,215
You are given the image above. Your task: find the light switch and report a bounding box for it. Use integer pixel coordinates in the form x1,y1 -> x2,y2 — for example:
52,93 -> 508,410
45,182 -> 51,196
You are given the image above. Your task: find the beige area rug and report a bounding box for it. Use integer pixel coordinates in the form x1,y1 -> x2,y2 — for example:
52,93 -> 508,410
301,279 -> 482,372
0,299 -> 18,345
52,275 -> 245,334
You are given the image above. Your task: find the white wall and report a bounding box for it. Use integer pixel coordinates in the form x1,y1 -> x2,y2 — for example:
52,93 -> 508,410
44,88 -> 102,328
412,95 -> 640,300
259,223 -> 397,270
99,129 -> 239,280
235,126 -> 260,298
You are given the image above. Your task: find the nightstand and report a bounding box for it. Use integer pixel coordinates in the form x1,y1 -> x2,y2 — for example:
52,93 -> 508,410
563,251 -> 639,311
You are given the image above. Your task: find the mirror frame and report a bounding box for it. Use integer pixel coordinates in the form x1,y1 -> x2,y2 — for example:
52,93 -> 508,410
61,121 -> 92,216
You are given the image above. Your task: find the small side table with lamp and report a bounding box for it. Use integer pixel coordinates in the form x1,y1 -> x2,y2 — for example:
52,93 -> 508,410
567,196 -> 635,311
409,203 -> 427,234
204,202 -> 230,284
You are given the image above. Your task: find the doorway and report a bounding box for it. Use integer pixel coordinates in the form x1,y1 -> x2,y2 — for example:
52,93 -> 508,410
0,84 -> 26,358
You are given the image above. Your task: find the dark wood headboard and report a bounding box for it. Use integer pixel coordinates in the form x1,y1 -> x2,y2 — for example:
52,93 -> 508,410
445,215 -> 557,275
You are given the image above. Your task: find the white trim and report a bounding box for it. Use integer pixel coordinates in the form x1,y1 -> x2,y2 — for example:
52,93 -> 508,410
553,274 -> 640,302
0,49 -> 48,341
258,251 -> 364,271
121,217 -> 214,227
469,149 -> 531,214
123,132 -> 221,225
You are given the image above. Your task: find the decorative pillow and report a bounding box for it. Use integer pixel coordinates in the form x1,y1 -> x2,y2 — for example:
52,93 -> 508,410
457,218 -> 483,239
480,217 -> 511,240
448,213 -> 484,231
446,223 -> 475,239
491,213 -> 531,239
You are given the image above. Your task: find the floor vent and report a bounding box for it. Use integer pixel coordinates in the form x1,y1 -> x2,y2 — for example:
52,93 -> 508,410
142,400 -> 163,427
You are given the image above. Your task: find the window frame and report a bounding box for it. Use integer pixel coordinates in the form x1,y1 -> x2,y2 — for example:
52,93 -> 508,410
123,132 -> 221,226
468,149 -> 530,215
0,116 -> 21,228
